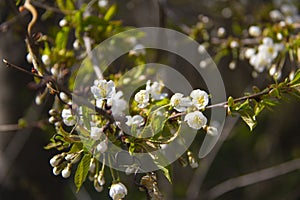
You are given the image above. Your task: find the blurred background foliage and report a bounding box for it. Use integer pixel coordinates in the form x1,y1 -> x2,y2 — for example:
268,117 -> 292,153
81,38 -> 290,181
0,0 -> 300,200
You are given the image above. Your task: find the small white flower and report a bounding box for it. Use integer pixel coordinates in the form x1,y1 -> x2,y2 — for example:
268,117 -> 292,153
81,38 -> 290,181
170,93 -> 192,112
269,10 -> 284,21
109,91 -> 127,116
91,79 -> 116,100
134,89 -> 149,108
248,26 -> 261,37
125,115 -> 144,126
96,140 -> 108,153
59,18 -> 67,27
244,48 -> 256,59
61,108 -> 77,126
190,89 -> 209,110
129,44 -> 146,56
109,182 -> 128,200
42,54 -> 51,65
90,126 -> 103,140
98,0 -> 108,8
280,4 -> 298,16
184,111 -> 207,130
146,80 -> 167,100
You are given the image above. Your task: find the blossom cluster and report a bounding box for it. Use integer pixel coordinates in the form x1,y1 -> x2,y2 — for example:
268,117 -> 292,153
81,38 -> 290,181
170,89 -> 209,130
245,37 -> 284,74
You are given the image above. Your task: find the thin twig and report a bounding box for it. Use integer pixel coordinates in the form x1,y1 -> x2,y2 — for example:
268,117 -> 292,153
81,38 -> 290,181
2,59 -> 43,78
204,157 -> 300,200
0,124 -> 20,132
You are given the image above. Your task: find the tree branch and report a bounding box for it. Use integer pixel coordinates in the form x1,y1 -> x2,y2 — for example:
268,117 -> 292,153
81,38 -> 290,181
204,157 -> 300,200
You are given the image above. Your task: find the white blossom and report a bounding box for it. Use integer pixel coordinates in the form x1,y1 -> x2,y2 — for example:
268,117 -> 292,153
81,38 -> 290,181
248,26 -> 261,37
129,44 -> 146,56
170,93 -> 192,112
90,126 -> 103,140
190,89 -> 209,110
146,80 -> 167,100
91,79 -> 116,100
125,115 -> 144,126
280,4 -> 298,16
98,0 -> 108,8
244,48 -> 256,59
61,108 -> 77,126
96,140 -> 108,153
269,10 -> 284,21
184,111 -> 207,130
109,182 -> 128,200
134,89 -> 149,108
108,91 -> 127,116
248,37 -> 284,72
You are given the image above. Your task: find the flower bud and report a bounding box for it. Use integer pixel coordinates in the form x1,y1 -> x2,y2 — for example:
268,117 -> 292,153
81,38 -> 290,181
48,116 -> 57,124
248,26 -> 261,37
73,39 -> 80,50
42,54 -> 51,65
59,92 -> 69,102
97,172 -> 105,186
94,181 -> 104,192
61,164 -> 71,178
53,166 -> 62,176
217,27 -> 226,37
50,154 -> 63,167
59,19 -> 67,27
89,158 -> 96,173
26,53 -> 32,63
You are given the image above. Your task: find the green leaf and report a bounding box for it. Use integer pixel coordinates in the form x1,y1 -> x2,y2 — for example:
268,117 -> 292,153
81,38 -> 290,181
104,4 -> 117,21
56,0 -> 75,11
289,69 -> 300,86
140,106 -> 168,138
241,113 -> 257,131
151,151 -> 172,183
55,27 -> 70,50
159,165 -> 172,183
69,143 -> 83,154
74,153 -> 92,192
15,0 -> 21,6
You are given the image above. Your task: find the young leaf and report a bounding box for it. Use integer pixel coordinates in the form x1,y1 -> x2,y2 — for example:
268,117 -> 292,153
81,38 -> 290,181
74,153 -> 92,192
104,4 -> 117,21
241,113 -> 257,131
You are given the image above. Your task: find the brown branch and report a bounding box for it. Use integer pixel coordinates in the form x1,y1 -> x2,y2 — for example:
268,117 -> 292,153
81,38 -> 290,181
204,157 -> 300,200
0,124 -> 20,132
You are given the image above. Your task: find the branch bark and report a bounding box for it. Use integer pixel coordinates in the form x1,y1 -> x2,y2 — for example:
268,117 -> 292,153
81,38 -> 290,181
204,157 -> 300,200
